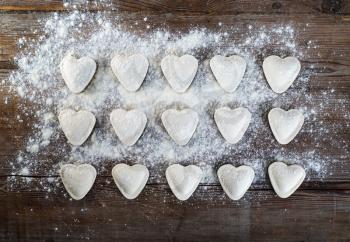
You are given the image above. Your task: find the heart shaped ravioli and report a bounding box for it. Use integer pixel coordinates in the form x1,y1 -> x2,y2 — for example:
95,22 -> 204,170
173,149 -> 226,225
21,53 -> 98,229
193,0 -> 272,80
58,109 -> 96,146
268,108 -> 304,145
161,54 -> 198,93
263,55 -> 301,93
217,164 -> 255,200
111,54 -> 149,92
60,52 -> 97,93
110,109 -> 147,146
166,164 -> 203,201
112,163 -> 149,199
161,108 -> 199,145
268,161 -> 305,198
214,107 -> 251,144
59,164 -> 97,200
210,55 -> 246,92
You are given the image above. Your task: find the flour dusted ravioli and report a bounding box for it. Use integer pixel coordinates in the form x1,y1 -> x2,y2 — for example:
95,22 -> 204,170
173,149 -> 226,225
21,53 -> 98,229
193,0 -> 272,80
268,108 -> 304,144
60,52 -> 97,93
210,55 -> 246,92
161,54 -> 198,93
112,163 -> 149,199
58,109 -> 96,146
214,107 -> 251,144
166,164 -> 202,201
263,55 -> 301,93
161,108 -> 199,145
110,109 -> 147,146
111,54 -> 149,92
217,164 -> 255,200
59,164 -> 97,200
268,161 -> 305,198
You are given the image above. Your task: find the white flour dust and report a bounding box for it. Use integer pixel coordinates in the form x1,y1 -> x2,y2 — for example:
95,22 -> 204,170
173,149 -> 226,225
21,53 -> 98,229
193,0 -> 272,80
4,9 -> 349,193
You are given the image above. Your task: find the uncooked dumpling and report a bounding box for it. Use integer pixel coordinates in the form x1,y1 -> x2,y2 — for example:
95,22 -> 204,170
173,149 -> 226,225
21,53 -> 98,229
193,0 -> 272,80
214,107 -> 251,144
161,108 -> 199,145
217,164 -> 255,200
111,54 -> 149,92
58,109 -> 96,146
59,164 -> 97,200
161,54 -> 198,93
268,108 -> 304,144
60,52 -> 96,93
210,55 -> 246,92
112,163 -> 149,199
263,55 -> 301,93
268,161 -> 305,198
110,109 -> 147,146
166,164 -> 202,201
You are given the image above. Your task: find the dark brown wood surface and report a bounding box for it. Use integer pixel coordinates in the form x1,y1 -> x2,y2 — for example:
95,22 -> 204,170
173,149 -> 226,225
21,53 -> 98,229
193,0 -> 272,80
0,0 -> 350,241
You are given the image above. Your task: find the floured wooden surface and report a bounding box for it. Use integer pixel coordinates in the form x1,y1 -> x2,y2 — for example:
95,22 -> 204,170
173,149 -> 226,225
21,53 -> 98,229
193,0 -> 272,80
3,10 -> 349,188
0,0 -> 350,241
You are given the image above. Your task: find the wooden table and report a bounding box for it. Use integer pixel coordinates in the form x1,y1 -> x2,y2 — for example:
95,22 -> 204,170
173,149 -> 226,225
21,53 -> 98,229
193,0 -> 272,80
0,1 -> 350,241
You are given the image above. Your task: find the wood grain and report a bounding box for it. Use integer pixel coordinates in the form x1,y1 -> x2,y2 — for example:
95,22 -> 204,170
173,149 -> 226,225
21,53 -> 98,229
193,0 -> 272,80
1,176 -> 350,241
0,1 -> 350,241
1,0 -> 350,14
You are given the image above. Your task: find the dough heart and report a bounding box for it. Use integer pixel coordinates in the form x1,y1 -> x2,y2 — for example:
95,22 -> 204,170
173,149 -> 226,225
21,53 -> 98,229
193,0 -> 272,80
214,107 -> 251,144
161,54 -> 198,93
112,163 -> 149,199
263,55 -> 301,93
217,164 -> 255,200
268,161 -> 305,198
210,55 -> 246,92
166,164 -> 203,201
111,54 -> 149,92
60,52 -> 97,93
58,109 -> 96,146
110,109 -> 147,146
268,108 -> 304,145
59,164 -> 97,200
161,108 -> 199,145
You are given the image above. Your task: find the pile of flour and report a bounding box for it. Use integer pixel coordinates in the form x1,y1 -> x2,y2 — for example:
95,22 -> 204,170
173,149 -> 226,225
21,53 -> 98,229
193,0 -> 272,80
5,8 -> 349,191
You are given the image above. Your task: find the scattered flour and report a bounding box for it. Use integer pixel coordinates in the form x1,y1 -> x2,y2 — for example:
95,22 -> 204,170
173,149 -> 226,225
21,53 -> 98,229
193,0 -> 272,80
5,8 -> 349,192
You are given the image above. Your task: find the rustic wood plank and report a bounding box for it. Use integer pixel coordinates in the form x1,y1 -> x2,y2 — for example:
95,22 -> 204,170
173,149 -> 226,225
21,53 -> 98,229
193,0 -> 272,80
0,0 -> 62,11
0,176 -> 350,241
1,0 -> 350,15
